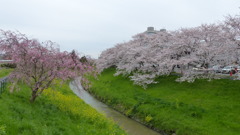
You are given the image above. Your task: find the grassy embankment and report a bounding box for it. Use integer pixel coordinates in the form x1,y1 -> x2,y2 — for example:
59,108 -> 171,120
0,68 -> 13,78
0,68 -> 127,135
87,68 -> 240,135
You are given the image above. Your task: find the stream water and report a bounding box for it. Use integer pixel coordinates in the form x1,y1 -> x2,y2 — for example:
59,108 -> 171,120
69,78 -> 161,135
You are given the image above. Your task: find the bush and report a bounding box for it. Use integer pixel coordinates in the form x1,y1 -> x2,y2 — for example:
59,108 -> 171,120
0,63 -> 16,68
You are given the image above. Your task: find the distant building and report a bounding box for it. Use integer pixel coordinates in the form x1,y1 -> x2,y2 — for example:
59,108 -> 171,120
145,27 -> 167,34
146,27 -> 156,34
160,29 -> 166,32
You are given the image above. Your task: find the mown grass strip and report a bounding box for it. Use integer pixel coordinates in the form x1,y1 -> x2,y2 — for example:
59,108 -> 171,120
0,68 -> 12,78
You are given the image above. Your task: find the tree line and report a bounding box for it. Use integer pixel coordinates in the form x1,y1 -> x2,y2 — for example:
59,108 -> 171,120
97,14 -> 240,88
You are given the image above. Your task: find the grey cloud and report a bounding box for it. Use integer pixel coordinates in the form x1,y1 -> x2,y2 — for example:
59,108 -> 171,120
0,0 -> 239,58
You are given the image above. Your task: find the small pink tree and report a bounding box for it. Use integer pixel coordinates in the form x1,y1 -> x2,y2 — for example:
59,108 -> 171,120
0,30 -> 91,102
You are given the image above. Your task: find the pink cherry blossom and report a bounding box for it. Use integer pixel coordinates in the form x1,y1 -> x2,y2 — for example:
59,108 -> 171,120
0,30 -> 93,102
97,14 -> 240,88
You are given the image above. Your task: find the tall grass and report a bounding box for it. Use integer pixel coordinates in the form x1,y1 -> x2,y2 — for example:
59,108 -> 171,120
87,68 -> 240,135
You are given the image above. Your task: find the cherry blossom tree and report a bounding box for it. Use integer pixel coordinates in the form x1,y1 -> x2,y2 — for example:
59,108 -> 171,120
97,13 -> 240,88
0,30 -> 91,102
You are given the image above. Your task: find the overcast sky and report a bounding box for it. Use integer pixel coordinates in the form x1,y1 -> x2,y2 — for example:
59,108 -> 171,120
0,0 -> 239,58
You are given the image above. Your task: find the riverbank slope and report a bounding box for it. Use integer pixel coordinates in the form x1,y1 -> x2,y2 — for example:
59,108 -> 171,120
0,71 -> 126,135
87,68 -> 240,135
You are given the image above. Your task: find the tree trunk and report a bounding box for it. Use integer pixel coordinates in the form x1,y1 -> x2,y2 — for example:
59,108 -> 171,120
171,65 -> 176,73
30,89 -> 38,103
180,65 -> 183,75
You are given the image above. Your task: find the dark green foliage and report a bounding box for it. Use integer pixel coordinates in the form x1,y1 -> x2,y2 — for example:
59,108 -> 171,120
88,67 -> 240,135
0,63 -> 16,68
80,56 -> 88,63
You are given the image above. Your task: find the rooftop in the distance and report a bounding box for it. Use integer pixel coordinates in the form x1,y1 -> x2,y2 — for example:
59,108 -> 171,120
145,27 -> 167,34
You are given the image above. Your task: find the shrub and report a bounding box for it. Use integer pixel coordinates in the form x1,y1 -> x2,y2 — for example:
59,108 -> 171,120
0,63 -> 16,68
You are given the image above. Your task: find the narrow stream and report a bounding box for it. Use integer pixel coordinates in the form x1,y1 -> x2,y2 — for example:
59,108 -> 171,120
70,78 -> 162,135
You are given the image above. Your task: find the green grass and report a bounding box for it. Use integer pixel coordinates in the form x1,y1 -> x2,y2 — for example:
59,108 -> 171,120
0,80 -> 127,135
87,68 -> 240,135
0,68 -> 13,78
